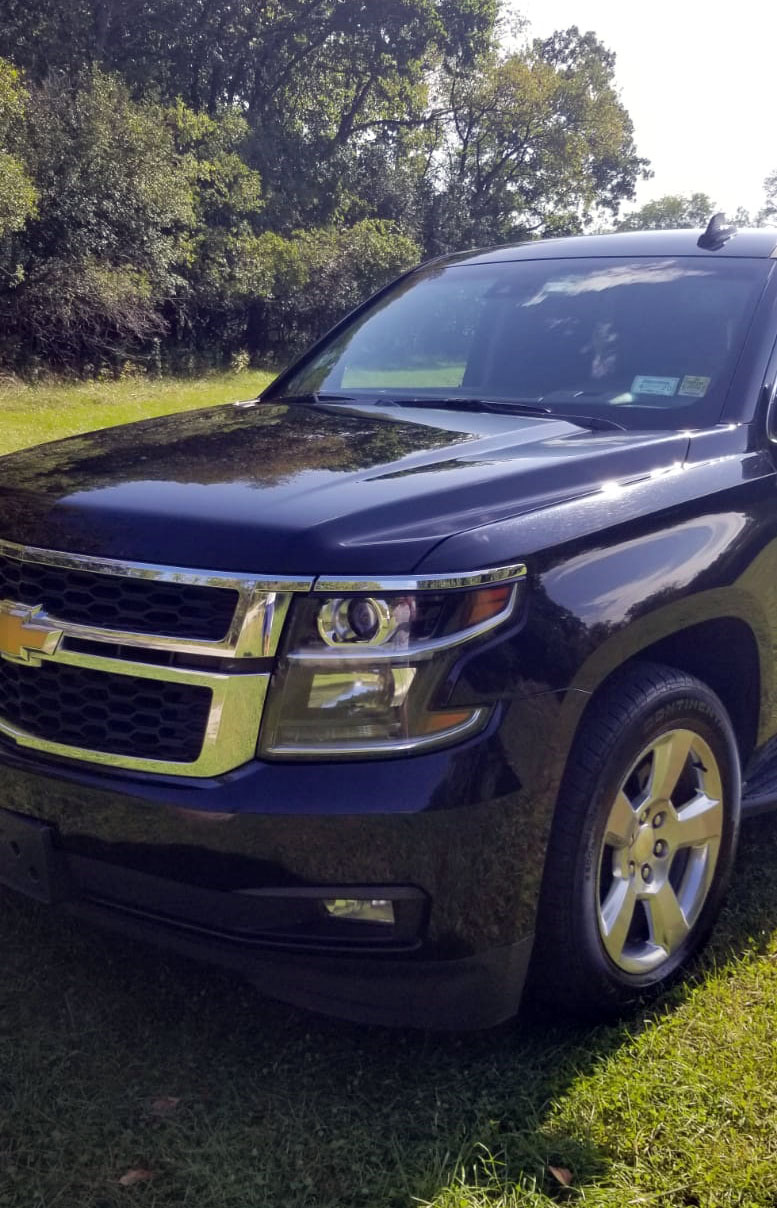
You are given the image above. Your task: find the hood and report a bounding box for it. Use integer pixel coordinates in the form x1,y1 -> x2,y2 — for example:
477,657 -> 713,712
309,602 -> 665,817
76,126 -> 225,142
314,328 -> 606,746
0,401 -> 688,574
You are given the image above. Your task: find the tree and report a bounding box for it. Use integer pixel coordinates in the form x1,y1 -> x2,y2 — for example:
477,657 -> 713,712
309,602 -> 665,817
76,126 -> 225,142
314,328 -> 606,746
245,219 -> 421,360
0,1 -> 496,102
759,171 -> 777,225
616,192 -> 715,231
1,69 -> 195,371
0,60 -> 36,244
161,101 -> 267,364
423,27 -> 648,253
0,0 -> 497,232
0,5 -> 655,374
0,63 -> 419,372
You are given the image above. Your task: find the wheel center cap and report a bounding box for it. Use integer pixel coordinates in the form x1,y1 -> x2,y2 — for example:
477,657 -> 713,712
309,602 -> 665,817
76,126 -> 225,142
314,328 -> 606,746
631,826 -> 657,863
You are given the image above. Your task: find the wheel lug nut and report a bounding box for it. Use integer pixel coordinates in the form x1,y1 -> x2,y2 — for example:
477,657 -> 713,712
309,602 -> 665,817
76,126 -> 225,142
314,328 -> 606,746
654,840 -> 668,858
653,812 -> 665,829
641,864 -> 653,883
640,809 -> 650,824
628,860 -> 636,877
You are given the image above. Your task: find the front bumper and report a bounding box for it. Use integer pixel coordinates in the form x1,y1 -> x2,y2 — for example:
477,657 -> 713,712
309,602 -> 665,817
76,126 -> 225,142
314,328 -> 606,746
0,695 -> 576,1028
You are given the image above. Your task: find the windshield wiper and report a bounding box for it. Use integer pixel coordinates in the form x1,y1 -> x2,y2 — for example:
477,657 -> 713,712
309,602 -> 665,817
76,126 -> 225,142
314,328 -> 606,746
270,391 -> 624,431
271,392 -> 358,405
556,413 -> 626,432
371,396 -> 625,431
374,395 -> 552,415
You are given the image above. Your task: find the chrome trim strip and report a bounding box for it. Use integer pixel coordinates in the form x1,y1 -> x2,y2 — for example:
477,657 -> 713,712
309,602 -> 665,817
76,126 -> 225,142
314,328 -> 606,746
313,563 -> 527,594
263,707 -> 489,760
0,645 -> 269,777
0,537 -> 312,594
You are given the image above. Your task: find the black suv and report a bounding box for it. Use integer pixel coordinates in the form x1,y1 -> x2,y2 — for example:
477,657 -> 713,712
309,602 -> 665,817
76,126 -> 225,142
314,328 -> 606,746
1,224 -> 777,1027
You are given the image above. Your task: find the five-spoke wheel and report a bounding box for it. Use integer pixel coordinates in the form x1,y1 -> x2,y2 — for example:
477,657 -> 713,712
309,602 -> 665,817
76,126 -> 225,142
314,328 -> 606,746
533,664 -> 740,1014
597,729 -> 723,975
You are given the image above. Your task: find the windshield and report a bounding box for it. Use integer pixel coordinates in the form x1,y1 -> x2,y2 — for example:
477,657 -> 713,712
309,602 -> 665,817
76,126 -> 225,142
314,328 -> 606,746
274,256 -> 771,429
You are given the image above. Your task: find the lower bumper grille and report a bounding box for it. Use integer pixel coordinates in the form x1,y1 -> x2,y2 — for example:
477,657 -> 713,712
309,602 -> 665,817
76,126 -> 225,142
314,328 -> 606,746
0,659 -> 212,764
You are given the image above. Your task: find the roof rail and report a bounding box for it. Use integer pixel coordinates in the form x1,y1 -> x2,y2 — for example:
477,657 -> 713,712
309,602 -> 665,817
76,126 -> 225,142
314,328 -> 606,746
698,212 -> 738,251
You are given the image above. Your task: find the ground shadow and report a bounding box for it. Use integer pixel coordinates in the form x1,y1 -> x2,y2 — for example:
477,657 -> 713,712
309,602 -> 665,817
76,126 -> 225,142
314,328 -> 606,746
2,810 -> 777,1207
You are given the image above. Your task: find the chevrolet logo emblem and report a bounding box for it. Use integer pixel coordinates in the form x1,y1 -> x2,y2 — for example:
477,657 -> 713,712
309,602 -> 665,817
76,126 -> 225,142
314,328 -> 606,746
0,601 -> 64,665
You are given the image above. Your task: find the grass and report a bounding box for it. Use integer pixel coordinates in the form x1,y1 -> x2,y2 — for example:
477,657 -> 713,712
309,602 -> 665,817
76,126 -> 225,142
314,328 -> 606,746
0,370 -> 275,457
342,366 -> 465,388
3,377 -> 777,1205
2,817 -> 777,1207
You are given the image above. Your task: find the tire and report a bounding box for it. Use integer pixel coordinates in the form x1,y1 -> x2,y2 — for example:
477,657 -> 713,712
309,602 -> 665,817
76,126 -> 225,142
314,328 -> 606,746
532,661 -> 741,1015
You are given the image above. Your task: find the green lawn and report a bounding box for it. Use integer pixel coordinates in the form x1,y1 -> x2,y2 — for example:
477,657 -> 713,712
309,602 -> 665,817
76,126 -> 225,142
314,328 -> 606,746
3,377 -> 777,1206
342,366 -> 466,388
0,370 -> 275,457
2,818 -> 777,1207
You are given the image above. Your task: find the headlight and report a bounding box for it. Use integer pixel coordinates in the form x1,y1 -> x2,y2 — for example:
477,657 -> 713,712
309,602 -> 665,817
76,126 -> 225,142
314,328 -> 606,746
258,564 -> 526,759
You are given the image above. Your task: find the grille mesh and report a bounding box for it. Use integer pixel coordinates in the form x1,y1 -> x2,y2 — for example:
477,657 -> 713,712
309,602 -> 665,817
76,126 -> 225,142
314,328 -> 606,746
0,658 -> 211,763
0,552 -> 238,641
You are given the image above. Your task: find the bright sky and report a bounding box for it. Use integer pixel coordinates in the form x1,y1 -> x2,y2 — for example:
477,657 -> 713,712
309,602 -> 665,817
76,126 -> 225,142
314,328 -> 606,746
512,0 -> 777,219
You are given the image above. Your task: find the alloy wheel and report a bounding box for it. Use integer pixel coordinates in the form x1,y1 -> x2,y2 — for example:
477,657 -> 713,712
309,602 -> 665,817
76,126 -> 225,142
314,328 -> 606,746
596,728 -> 723,975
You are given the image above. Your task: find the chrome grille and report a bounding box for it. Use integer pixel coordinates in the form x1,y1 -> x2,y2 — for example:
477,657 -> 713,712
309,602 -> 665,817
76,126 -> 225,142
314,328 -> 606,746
0,658 -> 212,763
0,551 -> 238,640
0,539 -> 313,776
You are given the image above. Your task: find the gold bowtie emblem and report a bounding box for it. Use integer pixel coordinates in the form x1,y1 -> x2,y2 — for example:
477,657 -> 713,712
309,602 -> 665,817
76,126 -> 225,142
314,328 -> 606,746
0,601 -> 64,665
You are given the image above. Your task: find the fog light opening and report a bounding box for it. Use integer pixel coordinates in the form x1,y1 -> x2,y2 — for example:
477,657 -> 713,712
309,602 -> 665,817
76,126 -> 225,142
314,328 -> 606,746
323,898 -> 395,925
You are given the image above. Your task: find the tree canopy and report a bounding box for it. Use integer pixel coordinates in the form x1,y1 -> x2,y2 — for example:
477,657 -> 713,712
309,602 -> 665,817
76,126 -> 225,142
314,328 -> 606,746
760,171 -> 777,225
616,192 -> 716,232
0,3 -> 653,376
426,29 -> 646,253
0,61 -> 36,244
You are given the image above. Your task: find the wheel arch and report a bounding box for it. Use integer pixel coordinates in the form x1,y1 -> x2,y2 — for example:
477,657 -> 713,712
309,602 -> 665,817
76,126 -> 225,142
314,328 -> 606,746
571,615 -> 761,767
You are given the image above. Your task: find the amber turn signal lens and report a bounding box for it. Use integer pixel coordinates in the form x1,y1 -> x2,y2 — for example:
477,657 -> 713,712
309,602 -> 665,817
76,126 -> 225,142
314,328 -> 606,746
461,584 -> 514,627
419,709 -> 478,735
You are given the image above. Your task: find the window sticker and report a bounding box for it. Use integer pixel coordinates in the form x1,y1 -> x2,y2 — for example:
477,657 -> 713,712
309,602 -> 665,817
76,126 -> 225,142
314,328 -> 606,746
678,375 -> 711,398
631,375 -> 680,397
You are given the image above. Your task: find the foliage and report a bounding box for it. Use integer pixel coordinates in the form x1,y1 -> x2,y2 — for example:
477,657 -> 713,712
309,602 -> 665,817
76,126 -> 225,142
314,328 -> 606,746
161,101 -> 268,365
0,152 -> 37,243
253,220 -> 421,359
425,28 -> 648,253
0,69 -> 195,372
0,61 -> 36,244
616,191 -> 715,231
0,0 -> 496,232
760,170 -> 777,224
0,3 -> 653,376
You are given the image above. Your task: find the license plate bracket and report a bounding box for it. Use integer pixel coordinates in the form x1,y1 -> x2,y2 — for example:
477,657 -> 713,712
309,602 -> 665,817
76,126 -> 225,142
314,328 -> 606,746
0,810 -> 72,904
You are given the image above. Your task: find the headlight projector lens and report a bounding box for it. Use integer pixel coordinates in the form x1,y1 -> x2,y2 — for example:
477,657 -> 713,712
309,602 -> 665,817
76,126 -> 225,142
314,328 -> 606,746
348,598 -> 380,640
317,597 -> 395,646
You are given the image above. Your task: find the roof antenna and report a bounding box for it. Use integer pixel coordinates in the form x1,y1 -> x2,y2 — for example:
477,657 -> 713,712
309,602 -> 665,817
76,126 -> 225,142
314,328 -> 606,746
698,212 -> 737,250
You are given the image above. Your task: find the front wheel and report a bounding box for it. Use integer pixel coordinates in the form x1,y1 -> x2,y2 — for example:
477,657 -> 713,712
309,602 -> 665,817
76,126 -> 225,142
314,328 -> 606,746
532,662 -> 741,1015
